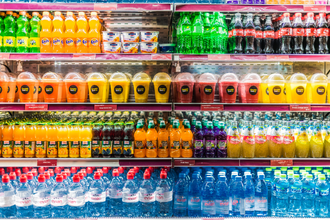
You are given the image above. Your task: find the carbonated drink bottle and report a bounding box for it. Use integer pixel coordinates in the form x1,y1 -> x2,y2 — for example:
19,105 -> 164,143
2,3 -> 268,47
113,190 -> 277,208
233,13 -> 243,54
192,12 -> 203,54
263,16 -> 274,54
92,121 -> 102,157
292,13 -> 304,54
244,13 -> 255,54
316,13 -> 328,54
180,13 -> 192,54
220,14 -> 228,53
29,12 -> 40,53
16,11 -> 29,53
305,13 -> 316,54
176,14 -> 183,53
254,15 -> 262,54
3,11 -> 16,52
203,13 -> 211,54
280,13 -> 292,54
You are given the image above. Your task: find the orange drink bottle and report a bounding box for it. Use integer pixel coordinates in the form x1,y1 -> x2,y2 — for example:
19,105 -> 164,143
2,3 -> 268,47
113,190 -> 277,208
69,121 -> 80,158
64,72 -> 88,103
76,12 -> 88,53
35,122 -> 47,158
17,72 -> 38,103
46,122 -> 58,158
88,12 -> 101,53
7,76 -> 16,102
41,72 -> 62,103
146,121 -> 158,158
134,121 -> 146,158
64,12 -> 76,53
181,121 -> 193,158
2,122 -> 13,158
40,11 -> 53,53
52,11 -> 64,53
80,123 -> 92,158
170,120 -> 181,158
58,122 -> 69,158
0,72 -> 9,102
158,120 -> 169,158
13,122 -> 25,158
24,123 -> 36,158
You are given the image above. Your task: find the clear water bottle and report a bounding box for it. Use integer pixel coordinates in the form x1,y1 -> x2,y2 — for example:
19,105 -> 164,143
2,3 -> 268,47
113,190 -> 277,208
108,169 -> 123,217
89,172 -> 106,217
16,174 -> 33,218
173,173 -> 188,217
315,174 -> 329,217
255,174 -> 268,217
44,172 -> 53,191
68,174 -> 85,218
231,176 -> 244,217
244,174 -> 255,217
139,170 -> 156,217
302,174 -> 315,217
9,172 -> 19,190
122,172 -> 140,217
32,174 -> 51,218
27,173 -> 36,191
156,171 -> 173,217
288,174 -> 302,217
0,174 -> 16,218
188,172 -> 202,217
271,171 -> 281,216
202,176 -> 216,217
275,174 -> 289,217
215,175 -> 229,217
50,175 -> 68,218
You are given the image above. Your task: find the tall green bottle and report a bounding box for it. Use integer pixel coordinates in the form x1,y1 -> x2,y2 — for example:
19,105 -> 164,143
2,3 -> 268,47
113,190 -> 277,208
191,12 -> 203,54
219,13 -> 228,54
203,12 -> 211,54
16,11 -> 29,53
0,16 -> 4,52
180,12 -> 192,54
3,12 -> 16,52
29,12 -> 40,53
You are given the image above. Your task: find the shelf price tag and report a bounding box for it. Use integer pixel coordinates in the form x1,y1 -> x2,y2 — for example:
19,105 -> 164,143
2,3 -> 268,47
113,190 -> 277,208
290,105 -> 311,111
25,104 -> 48,111
37,159 -> 57,167
208,54 -> 230,61
94,3 -> 117,10
201,105 -> 224,111
266,55 -> 289,61
303,5 -> 326,11
174,159 -> 195,166
94,104 -> 117,111
270,160 -> 293,166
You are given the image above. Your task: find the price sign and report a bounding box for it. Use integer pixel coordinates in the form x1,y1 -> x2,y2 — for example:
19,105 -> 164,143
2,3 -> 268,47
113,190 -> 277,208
25,104 -> 48,111
37,160 -> 57,166
290,105 -> 311,111
174,159 -> 195,166
94,104 -> 117,111
270,160 -> 293,166
201,105 -> 224,111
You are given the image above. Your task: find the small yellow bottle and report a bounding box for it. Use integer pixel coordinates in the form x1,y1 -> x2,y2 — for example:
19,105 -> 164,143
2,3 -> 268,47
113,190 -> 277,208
146,121 -> 158,158
158,121 -> 169,158
170,120 -> 181,158
181,121 -> 193,158
134,122 -> 146,158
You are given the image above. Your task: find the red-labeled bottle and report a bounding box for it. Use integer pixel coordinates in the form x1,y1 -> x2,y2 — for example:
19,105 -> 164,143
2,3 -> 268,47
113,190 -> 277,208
233,13 -> 243,54
263,16 -> 275,54
305,12 -> 316,54
254,15 -> 262,54
244,13 -> 255,54
280,13 -> 292,54
316,13 -> 328,54
292,13 -> 304,54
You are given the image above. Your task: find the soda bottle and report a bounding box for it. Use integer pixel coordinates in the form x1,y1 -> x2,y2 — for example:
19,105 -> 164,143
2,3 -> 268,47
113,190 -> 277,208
64,12 -> 76,53
76,12 -> 88,53
52,11 -> 64,53
88,12 -> 101,53
232,13 -> 243,54
304,13 -> 316,54
29,12 -> 40,53
280,13 -> 292,54
123,122 -> 134,158
292,13 -> 304,54
16,11 -> 29,53
180,13 -> 192,54
263,16 -> 274,54
191,12 -> 204,54
316,13 -> 328,54
92,121 -> 102,158
220,13 -> 228,53
3,11 -> 16,52
203,12 -> 211,54
274,16 -> 280,54
244,13 -> 255,54
254,15 -> 262,54
40,12 -> 52,53
227,16 -> 234,53
181,121 -> 193,158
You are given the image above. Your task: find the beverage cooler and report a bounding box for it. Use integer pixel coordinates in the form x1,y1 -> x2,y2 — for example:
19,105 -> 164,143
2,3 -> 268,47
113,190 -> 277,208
1,1 -> 330,220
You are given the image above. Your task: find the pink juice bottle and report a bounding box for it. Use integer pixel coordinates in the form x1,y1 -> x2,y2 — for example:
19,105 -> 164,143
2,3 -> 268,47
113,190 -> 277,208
219,73 -> 239,103
199,73 -> 217,103
175,72 -> 195,103
239,73 -> 261,103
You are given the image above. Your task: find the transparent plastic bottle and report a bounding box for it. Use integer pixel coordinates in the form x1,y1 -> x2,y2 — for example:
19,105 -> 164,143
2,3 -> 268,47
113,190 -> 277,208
255,174 -> 268,216
0,174 -> 16,218
231,176 -> 244,217
32,174 -> 51,218
215,175 -> 229,217
108,169 -> 123,217
156,171 -> 173,217
315,174 -> 329,217
244,174 -> 255,217
288,174 -> 302,217
50,175 -> 68,218
89,172 -> 106,217
302,174 -> 315,217
16,174 -> 33,218
275,174 -> 289,217
122,172 -> 140,217
174,173 -> 188,216
68,174 -> 85,218
188,172 -> 202,217
139,171 -> 156,217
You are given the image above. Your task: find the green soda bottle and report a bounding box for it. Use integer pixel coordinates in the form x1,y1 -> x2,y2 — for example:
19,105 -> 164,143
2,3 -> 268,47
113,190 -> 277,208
176,13 -> 183,53
16,11 -> 30,53
219,13 -> 228,54
29,12 -> 40,53
228,15 -> 235,53
191,12 -> 203,54
0,16 -> 4,52
211,12 -> 221,54
180,12 -> 192,54
3,11 -> 16,52
203,12 -> 211,54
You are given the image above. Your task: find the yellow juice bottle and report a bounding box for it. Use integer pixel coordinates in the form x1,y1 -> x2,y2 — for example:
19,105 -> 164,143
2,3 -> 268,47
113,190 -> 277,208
40,11 -> 52,53
241,121 -> 255,158
80,124 -> 92,158
296,122 -> 310,158
76,12 -> 88,53
227,121 -> 241,158
146,121 -> 158,158
52,11 -> 64,53
181,121 -> 193,158
170,120 -> 181,158
268,73 -> 285,103
35,122 -> 47,158
88,12 -> 101,53
254,121 -> 268,158
24,123 -> 36,158
64,12 -> 76,53
310,122 -> 324,158
134,122 -> 146,158
259,75 -> 270,103
58,122 -> 69,158
282,121 -> 295,158
269,121 -> 283,158
158,120 -> 169,158
69,122 -> 80,158
2,123 -> 13,158
13,122 -> 25,158
310,73 -> 327,103
324,122 -> 330,157
46,122 -> 58,158
289,73 -> 308,103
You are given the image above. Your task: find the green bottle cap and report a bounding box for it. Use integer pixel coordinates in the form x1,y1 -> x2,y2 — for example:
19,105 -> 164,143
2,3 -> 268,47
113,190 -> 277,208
207,121 -> 213,129
173,120 -> 179,129
148,121 -> 155,129
159,121 -> 166,129
136,122 -> 144,129
196,121 -> 202,129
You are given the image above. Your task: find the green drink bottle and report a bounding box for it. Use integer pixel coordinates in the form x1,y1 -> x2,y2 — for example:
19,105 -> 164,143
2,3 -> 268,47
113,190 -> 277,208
16,11 -> 29,53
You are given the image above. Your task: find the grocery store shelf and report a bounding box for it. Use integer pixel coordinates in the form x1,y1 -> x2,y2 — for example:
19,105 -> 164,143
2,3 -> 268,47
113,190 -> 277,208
0,3 -> 173,11
0,53 -> 173,61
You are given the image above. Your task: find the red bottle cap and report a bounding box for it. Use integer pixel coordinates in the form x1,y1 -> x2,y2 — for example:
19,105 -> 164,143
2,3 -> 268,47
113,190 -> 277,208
38,167 -> 45,174
38,174 -> 45,183
73,174 -> 80,183
22,167 -> 29,174
27,173 -> 33,181
94,172 -> 101,180
9,172 -> 16,180
144,173 -> 151,180
20,174 -> 27,183
102,167 -> 108,174
78,173 -> 84,180
71,167 -> 77,174
160,171 -> 167,179
127,172 -> 134,180
56,175 -> 63,183
112,169 -> 119,177
87,167 -> 93,174
2,174 -> 9,183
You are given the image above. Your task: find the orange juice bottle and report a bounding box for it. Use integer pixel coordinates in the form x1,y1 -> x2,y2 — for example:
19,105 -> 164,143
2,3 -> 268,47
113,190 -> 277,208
88,12 -> 101,53
2,123 -> 13,158
35,122 -> 47,158
146,121 -> 158,158
46,122 -> 58,158
40,11 -> 52,53
76,12 -> 88,53
24,123 -> 36,158
64,12 -> 76,53
13,122 -> 25,158
158,120 -> 169,158
58,122 -> 69,158
181,121 -> 193,158
69,121 -> 80,158
52,11 -> 64,53
134,122 -> 146,158
170,120 -> 181,158
80,123 -> 92,158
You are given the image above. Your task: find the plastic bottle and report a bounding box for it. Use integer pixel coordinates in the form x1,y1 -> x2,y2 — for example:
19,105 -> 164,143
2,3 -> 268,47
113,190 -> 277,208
52,12 -> 64,53
305,13 -> 316,54
156,171 -> 173,217
296,122 -> 310,158
3,11 -> 16,52
263,16 -> 274,54
122,172 -> 140,217
188,172 -> 202,217
29,12 -> 40,53
16,174 -> 33,218
140,171 -> 156,217
50,175 -> 68,217
201,175 -> 216,217
280,13 -> 292,54
64,12 -> 76,53
181,121 -> 193,158
134,122 -> 146,158
317,13 -> 328,54
179,13 -> 191,54
269,121 -> 282,158
241,121 -> 255,158
170,120 -> 181,158
255,174 -> 268,216
107,169 -> 123,216
301,174 -> 315,217
244,13 -> 255,54
191,12 -> 203,54
0,174 -> 16,218
244,174 -> 255,216
76,12 -> 88,53
193,121 -> 204,158
204,121 -> 215,158
40,12 -> 52,53
275,174 -> 289,217
232,13 -> 243,54
16,11 -> 29,53
227,121 -> 241,158
292,13 -> 304,54
230,176 -> 244,216
89,172 -> 106,217
33,174 -> 51,218
146,121 -> 158,158
202,13 -> 211,54
315,174 -> 329,217
216,122 -> 227,158
310,121 -> 324,158
173,173 -> 188,216
88,12 -> 101,53
158,121 -> 169,158
9,172 -> 19,189
288,174 -> 302,217
101,120 -> 112,158
215,175 -> 229,217
68,174 -> 85,218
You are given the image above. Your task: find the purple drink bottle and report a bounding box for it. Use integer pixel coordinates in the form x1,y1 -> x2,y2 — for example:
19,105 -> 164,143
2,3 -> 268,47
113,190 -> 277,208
205,121 -> 215,158
193,121 -> 204,158
217,122 -> 227,158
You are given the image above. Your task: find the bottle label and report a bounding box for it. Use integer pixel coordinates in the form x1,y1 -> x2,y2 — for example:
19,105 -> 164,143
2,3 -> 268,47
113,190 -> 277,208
232,198 -> 245,215
218,140 -> 226,150
228,135 -> 240,144
255,135 -> 266,144
140,192 -> 155,203
80,141 -> 91,157
24,141 -> 35,155
113,140 -> 123,156
68,193 -> 85,207
263,30 -> 274,39
243,136 -> 255,145
292,28 -> 305,36
4,36 -> 15,47
305,28 -> 316,37
290,186 -> 302,193
205,140 -> 215,150
171,140 -> 180,149
182,26 -> 191,35
69,141 -> 80,157
174,195 -> 187,209
188,196 -> 201,210
76,38 -> 88,47
41,37 -> 51,46
59,141 -> 69,150
182,140 -> 192,150
194,140 -> 203,150
281,28 -> 292,36
122,193 -> 139,203
146,140 -> 157,149
0,195 -> 15,207
302,187 -> 314,194
123,140 -> 134,155
36,141 -> 46,156
271,136 -> 283,144
2,141 -> 13,156
16,196 -> 32,207
317,28 -> 329,37
29,37 -> 40,48
109,189 -> 122,199
51,195 -> 68,206
65,38 -> 75,46
283,135 -> 294,144
228,30 -> 233,38
90,192 -> 106,203
244,29 -> 255,37
32,195 -> 50,206
216,199 -> 229,214
158,140 -> 168,149
89,38 -> 100,47
53,38 -> 64,46
101,140 -> 112,156
13,141 -> 24,156
244,197 -> 255,211
233,29 -> 244,36
255,30 -> 263,38
91,140 -> 101,154
156,191 -> 172,203
202,199 -> 216,215
47,141 -> 58,157
318,189 -> 329,196
16,37 -> 29,47
255,197 -> 267,211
